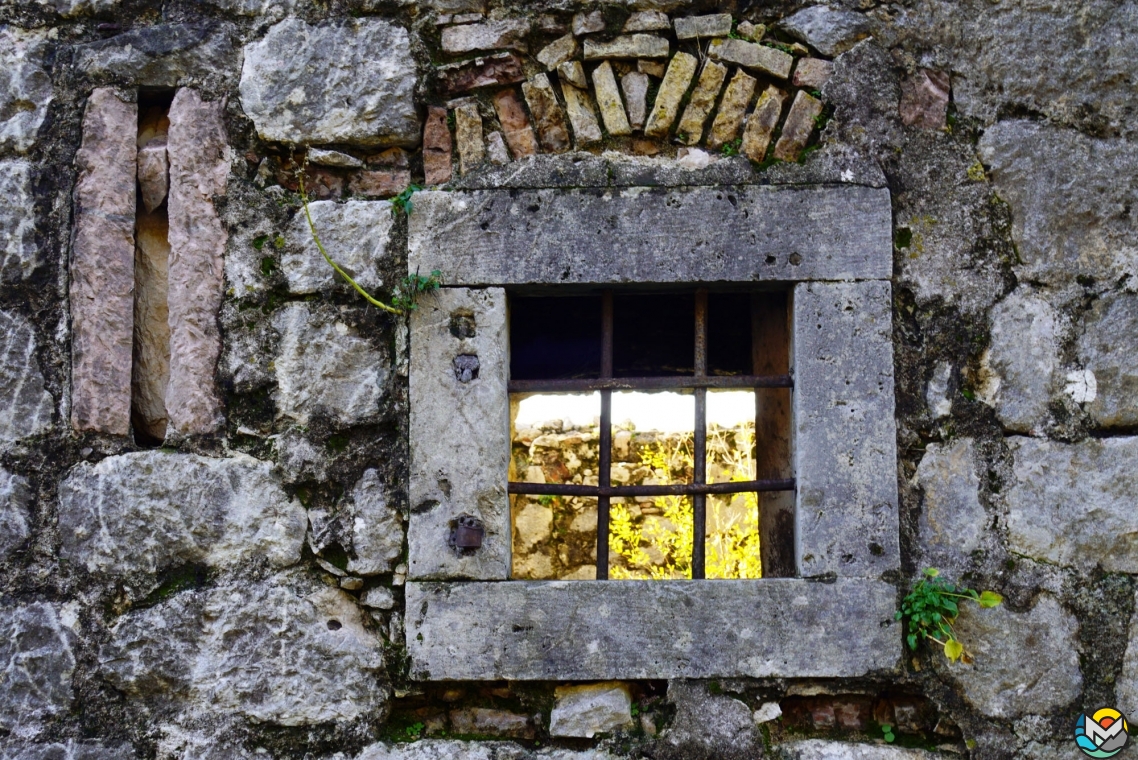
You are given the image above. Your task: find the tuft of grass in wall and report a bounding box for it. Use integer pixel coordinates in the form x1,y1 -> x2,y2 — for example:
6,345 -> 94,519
897,568 -> 1003,663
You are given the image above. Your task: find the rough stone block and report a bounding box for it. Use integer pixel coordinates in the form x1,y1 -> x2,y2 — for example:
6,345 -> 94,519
915,439 -> 985,572
673,14 -> 732,40
978,121 -> 1138,287
773,90 -> 823,162
707,69 -> 756,150
448,707 -> 533,738
592,62 -> 631,137
676,60 -> 727,145
486,131 -> 510,164
70,88 -> 136,436
454,102 -> 486,175
741,85 -> 786,162
408,288 -> 509,580
584,35 -> 670,60
272,302 -> 389,426
58,451 -> 306,580
665,680 -> 760,757
350,169 -> 411,198
309,148 -> 363,168
282,200 -> 393,294
492,88 -> 538,158
0,602 -> 75,730
900,69 -> 950,129
522,74 -> 570,153
778,5 -> 872,56
408,186 -> 893,285
0,741 -> 135,759
423,106 -> 453,185
707,38 -> 793,80
1117,592 -> 1138,720
560,83 -> 603,148
620,71 -> 649,131
441,19 -> 529,54
100,570 -> 387,725
166,89 -> 227,437
778,741 -> 946,759
793,57 -> 834,90
240,18 -> 419,147
536,32 -> 578,70
550,682 -> 633,738
132,210 -> 171,442
0,160 -> 38,283
0,468 -> 31,563
557,60 -> 587,89
572,10 -> 604,36
0,28 -> 52,156
935,594 -> 1081,718
1078,292 -> 1138,428
0,310 -> 53,445
643,52 -> 697,138
311,468 -> 404,576
623,11 -> 670,32
794,281 -> 899,578
137,140 -> 169,213
74,21 -> 241,90
437,53 -> 525,96
407,579 -> 899,679
1005,436 -> 1138,573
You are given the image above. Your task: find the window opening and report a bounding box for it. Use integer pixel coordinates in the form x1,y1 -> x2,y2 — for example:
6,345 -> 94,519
508,288 -> 794,580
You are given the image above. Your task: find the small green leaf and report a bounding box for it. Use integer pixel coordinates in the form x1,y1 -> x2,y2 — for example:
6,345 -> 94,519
924,568 -> 940,578
944,639 -> 964,662
907,633 -> 918,650
274,235 -> 286,249
252,234 -> 269,250
979,590 -> 1004,608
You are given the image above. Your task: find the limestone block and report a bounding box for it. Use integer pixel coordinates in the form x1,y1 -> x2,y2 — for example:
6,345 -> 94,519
675,60 -> 727,145
492,89 -> 538,158
423,106 -> 453,185
350,170 -> 411,198
166,89 -> 227,437
935,594 -> 1081,718
643,52 -> 697,138
0,603 -> 75,730
409,186 -> 893,286
522,74 -> 570,153
572,11 -> 604,36
131,211 -> 171,442
281,200 -> 393,294
592,62 -> 631,137
346,469 -> 404,576
70,88 -> 136,436
356,743 -> 620,760
583,35 -> 670,60
0,160 -> 38,282
793,58 -> 834,90
58,451 -> 306,580
409,288 -> 509,580
240,18 -> 419,147
550,682 -> 633,738
623,11 -> 669,32
978,121 -> 1138,287
0,28 -> 52,156
486,132 -> 509,164
741,85 -> 786,162
557,60 -> 587,89
272,303 -> 389,426
438,53 -> 524,96
0,741 -> 135,759
978,289 -> 1061,433
454,102 -> 485,175
707,69 -> 757,150
0,468 -> 31,563
407,579 -> 899,679
560,84 -> 603,148
620,71 -> 649,131
707,38 -> 792,80
309,148 -> 362,168
361,586 -> 396,610
915,439 -> 985,572
536,33 -> 578,70
101,570 -> 387,725
674,14 -> 733,39
74,21 -> 241,90
1078,292 -> 1138,427
513,502 -> 552,551
448,708 -> 532,738
900,69 -> 951,129
440,19 -> 529,54
773,90 -> 823,162
665,681 -> 760,757
1117,592 -> 1138,719
926,362 -> 952,419
137,140 -> 169,213
779,741 -> 947,759
794,281 -> 898,578
0,310 -> 53,445
778,5 -> 872,56
1005,436 -> 1138,573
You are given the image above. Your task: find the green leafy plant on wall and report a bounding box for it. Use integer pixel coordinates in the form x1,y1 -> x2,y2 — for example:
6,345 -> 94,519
897,568 -> 1003,663
298,173 -> 440,315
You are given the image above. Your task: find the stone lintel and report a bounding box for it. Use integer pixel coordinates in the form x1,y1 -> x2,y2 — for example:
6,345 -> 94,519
407,579 -> 900,680
408,185 -> 892,284
794,281 -> 899,578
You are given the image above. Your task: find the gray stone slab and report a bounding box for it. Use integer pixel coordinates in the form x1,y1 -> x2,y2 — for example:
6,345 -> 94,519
914,438 -> 986,574
0,602 -> 76,730
0,310 -> 53,445
0,28 -> 52,157
794,281 -> 898,578
0,160 -> 38,283
0,467 -> 32,563
777,741 -> 948,759
75,20 -> 241,91
406,579 -> 899,680
1077,291 -> 1138,428
778,5 -> 872,57
408,288 -> 510,580
408,186 -> 892,285
282,200 -> 394,294
0,742 -> 135,760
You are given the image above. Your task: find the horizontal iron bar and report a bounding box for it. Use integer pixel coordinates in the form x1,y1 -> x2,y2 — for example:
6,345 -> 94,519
508,374 -> 793,393
508,478 -> 795,498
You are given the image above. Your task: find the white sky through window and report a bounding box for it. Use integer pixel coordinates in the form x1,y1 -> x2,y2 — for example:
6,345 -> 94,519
513,390 -> 755,432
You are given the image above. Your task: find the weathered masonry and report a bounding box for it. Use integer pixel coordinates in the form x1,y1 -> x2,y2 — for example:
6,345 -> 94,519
2,0 -> 1137,758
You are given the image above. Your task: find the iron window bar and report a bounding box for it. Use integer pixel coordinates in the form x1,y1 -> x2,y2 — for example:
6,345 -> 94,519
507,288 -> 796,580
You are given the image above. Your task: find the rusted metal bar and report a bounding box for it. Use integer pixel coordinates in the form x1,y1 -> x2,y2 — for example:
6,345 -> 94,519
507,478 -> 796,497
691,289 -> 708,580
596,290 -> 614,580
508,374 -> 792,393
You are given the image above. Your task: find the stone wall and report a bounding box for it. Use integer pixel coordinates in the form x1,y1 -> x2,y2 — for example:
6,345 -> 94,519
0,0 -> 1136,757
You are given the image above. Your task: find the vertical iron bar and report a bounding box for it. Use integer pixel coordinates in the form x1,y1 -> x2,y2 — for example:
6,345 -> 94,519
692,289 -> 708,580
596,291 -> 614,580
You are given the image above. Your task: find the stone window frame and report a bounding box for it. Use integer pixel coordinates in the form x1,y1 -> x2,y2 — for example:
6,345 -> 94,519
403,184 -> 901,681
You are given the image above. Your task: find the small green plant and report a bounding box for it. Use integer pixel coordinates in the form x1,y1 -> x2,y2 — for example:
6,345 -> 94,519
391,269 -> 442,312
538,494 -> 557,507
403,722 -> 425,740
896,568 -> 1003,663
882,724 -> 895,743
252,234 -> 270,250
391,184 -> 423,216
720,138 -> 742,157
